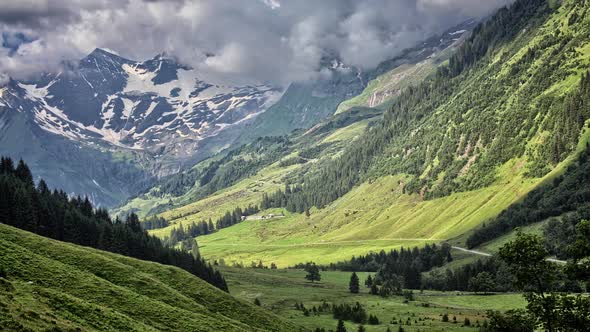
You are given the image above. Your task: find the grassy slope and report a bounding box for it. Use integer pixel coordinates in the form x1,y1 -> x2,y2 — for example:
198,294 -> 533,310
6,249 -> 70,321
223,267 -> 526,332
0,224 -> 300,332
196,156 -> 557,267
128,1 -> 589,268
199,125 -> 590,267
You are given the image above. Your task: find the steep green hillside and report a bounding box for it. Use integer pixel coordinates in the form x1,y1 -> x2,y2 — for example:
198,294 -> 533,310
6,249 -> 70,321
0,224 -> 300,332
124,0 -> 590,268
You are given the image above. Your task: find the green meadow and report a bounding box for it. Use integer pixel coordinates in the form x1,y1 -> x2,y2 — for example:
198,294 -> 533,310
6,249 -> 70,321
223,267 -> 527,332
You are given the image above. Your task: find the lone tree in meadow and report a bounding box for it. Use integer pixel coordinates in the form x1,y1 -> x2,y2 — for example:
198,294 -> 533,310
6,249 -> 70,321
349,272 -> 360,293
305,262 -> 321,283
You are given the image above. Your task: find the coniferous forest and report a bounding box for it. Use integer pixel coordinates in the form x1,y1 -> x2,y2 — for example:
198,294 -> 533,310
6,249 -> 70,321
0,157 -> 227,291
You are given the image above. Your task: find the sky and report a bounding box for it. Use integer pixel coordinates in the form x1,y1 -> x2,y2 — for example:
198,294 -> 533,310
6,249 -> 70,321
0,0 -> 513,86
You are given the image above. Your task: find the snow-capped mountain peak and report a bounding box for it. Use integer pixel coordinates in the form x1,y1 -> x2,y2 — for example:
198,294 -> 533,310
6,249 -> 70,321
0,49 -> 283,155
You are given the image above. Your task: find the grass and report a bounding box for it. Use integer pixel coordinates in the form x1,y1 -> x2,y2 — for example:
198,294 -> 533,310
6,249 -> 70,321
222,267 -> 527,332
322,119 -> 372,144
197,156 -> 553,267
0,223 -> 300,332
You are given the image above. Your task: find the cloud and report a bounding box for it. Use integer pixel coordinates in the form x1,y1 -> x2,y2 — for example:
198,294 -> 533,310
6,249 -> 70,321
0,0 -> 513,85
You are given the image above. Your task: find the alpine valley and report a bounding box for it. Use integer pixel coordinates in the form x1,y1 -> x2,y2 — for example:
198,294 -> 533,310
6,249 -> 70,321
2,0 -> 590,331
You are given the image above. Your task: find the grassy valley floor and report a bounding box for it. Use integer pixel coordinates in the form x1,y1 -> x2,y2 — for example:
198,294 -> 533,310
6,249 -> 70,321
223,267 -> 526,332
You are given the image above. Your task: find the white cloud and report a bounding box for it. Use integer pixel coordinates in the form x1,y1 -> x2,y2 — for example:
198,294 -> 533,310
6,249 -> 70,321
0,0 -> 513,85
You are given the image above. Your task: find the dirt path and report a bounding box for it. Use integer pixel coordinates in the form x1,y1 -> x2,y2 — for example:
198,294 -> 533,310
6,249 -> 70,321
452,246 -> 567,264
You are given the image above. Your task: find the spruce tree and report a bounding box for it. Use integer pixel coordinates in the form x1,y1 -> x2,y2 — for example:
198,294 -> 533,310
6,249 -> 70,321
15,159 -> 34,187
349,272 -> 360,293
365,275 -> 373,288
336,320 -> 347,332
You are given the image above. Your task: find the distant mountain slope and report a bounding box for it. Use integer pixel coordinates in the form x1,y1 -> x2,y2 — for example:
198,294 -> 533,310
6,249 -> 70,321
113,107 -> 381,219
116,20 -> 477,216
0,223 -> 300,331
239,20 -> 476,141
0,49 -> 281,206
0,108 -> 152,206
335,20 -> 475,114
3,49 -> 281,155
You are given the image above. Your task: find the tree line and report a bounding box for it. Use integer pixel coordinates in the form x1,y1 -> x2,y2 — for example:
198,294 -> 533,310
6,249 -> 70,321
0,157 -> 227,291
295,300 -> 379,326
320,244 -> 452,290
141,215 -> 169,230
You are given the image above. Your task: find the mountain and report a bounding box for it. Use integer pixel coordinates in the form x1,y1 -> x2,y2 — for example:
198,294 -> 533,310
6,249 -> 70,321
0,49 -> 282,206
114,20 -> 478,218
0,223 -> 300,331
14,48 -> 281,156
0,19 -> 476,208
239,19 -> 476,141
124,0 -> 590,267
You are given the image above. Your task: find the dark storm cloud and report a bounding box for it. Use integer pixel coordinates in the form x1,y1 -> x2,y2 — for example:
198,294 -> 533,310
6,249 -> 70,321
0,0 -> 513,85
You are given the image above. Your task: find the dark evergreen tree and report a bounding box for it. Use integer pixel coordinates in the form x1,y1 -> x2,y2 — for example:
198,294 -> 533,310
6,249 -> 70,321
349,272 -> 360,293
365,275 -> 373,288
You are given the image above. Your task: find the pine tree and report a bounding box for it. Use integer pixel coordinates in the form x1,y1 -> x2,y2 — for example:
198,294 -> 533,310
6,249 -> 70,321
125,213 -> 142,233
304,263 -> 321,283
349,272 -> 360,293
365,275 -> 373,288
357,325 -> 366,332
15,159 -> 34,188
336,320 -> 347,332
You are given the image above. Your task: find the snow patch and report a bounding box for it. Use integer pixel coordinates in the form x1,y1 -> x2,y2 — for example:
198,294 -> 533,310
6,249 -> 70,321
449,29 -> 466,36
